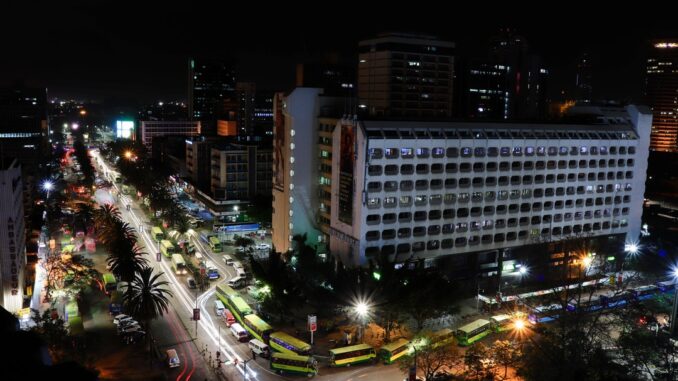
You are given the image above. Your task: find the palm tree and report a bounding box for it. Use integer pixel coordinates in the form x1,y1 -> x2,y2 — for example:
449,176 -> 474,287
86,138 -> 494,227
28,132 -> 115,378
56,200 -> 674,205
124,267 -> 173,336
94,204 -> 121,241
107,241 -> 148,284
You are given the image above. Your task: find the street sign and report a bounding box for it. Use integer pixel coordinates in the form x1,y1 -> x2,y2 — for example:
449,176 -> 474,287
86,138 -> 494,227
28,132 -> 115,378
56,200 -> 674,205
193,308 -> 200,321
308,315 -> 317,332
156,252 -> 161,262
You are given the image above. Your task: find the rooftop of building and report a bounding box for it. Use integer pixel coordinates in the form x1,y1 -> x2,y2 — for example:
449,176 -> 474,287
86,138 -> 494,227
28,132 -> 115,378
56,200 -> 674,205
359,32 -> 455,47
355,105 -> 650,140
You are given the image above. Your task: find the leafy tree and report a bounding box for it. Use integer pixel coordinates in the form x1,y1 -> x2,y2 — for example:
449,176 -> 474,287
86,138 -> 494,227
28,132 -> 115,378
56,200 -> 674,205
464,343 -> 494,381
397,333 -> 461,381
235,236 -> 254,249
491,340 -> 522,380
43,253 -> 98,300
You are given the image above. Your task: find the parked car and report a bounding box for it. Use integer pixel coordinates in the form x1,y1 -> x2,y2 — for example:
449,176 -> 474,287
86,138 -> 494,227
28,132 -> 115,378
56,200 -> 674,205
187,277 -> 197,289
113,314 -> 133,325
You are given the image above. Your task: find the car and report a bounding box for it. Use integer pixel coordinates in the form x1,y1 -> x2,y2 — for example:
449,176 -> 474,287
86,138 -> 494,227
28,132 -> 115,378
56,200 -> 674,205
119,324 -> 143,335
113,314 -> 133,325
187,277 -> 197,289
236,247 -> 246,254
118,320 -> 139,329
222,254 -> 235,265
255,243 -> 270,251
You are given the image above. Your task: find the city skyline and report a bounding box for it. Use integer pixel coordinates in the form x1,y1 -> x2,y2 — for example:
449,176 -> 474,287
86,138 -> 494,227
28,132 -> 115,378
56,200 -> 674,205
2,3 -> 676,103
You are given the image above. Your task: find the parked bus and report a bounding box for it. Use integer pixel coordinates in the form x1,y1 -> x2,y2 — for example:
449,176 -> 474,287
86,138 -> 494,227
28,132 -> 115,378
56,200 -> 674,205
159,240 -> 175,258
269,331 -> 312,355
103,273 -> 117,294
109,290 -> 122,314
328,344 -> 376,367
215,283 -> 238,305
630,284 -> 659,301
151,226 -> 164,241
490,314 -> 512,332
431,328 -> 455,348
171,254 -> 187,275
455,319 -> 491,346
199,230 -> 214,243
527,304 -> 564,325
65,300 -> 79,321
209,236 -> 222,253
226,295 -> 252,324
243,314 -> 274,343
379,338 -> 410,364
270,352 -> 318,377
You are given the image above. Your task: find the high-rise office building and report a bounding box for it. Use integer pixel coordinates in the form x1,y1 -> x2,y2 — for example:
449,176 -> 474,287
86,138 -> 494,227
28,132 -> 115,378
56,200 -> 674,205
188,58 -> 236,134
0,86 -> 48,170
576,53 -> 593,103
253,94 -> 273,137
271,88 -> 346,254
329,105 -> 651,279
358,33 -> 455,118
464,31 -> 548,120
645,40 -> 678,152
0,158 -> 26,313
236,82 -> 256,136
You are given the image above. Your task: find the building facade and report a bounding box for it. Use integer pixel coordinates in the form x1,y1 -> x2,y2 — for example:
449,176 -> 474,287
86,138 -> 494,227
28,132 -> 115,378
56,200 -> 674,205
329,105 -> 651,275
140,120 -> 201,150
188,58 -> 236,135
645,40 -> 678,152
0,159 -> 26,313
209,143 -> 272,201
358,33 -> 455,118
236,82 -> 256,136
271,88 -> 346,254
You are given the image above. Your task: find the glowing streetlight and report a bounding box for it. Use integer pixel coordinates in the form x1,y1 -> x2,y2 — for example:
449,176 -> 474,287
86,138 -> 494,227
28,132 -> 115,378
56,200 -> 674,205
582,256 -> 593,268
42,180 -> 54,199
519,266 -> 528,275
124,150 -> 133,160
624,243 -> 639,255
355,302 -> 369,318
513,318 -> 526,331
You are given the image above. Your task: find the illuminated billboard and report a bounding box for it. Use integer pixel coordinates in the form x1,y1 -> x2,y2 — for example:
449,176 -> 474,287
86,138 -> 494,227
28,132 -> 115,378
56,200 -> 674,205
116,120 -> 135,140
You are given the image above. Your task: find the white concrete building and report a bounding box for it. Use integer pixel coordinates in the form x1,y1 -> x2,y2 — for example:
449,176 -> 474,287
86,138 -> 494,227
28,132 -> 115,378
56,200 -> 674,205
0,158 -> 26,312
329,105 -> 652,271
140,120 -> 201,149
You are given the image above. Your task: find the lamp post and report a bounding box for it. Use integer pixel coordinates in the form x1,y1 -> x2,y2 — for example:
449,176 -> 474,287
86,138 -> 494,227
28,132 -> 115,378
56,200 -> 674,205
42,180 -> 54,200
354,301 -> 370,343
670,267 -> 678,338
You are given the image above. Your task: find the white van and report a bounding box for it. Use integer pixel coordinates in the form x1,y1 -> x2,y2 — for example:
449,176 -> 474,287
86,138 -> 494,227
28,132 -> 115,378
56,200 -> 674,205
167,349 -> 180,368
222,254 -> 235,265
236,268 -> 248,278
228,276 -> 245,289
230,323 -> 249,342
214,300 -> 225,316
248,339 -> 270,358
232,261 -> 244,270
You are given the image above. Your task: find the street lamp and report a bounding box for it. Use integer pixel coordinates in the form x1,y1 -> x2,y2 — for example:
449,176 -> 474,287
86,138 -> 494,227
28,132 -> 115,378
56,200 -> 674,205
42,180 -> 54,199
353,301 -> 371,343
670,265 -> 678,338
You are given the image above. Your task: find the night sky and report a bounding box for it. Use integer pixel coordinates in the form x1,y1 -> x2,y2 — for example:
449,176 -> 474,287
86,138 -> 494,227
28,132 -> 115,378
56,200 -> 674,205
2,2 -> 676,104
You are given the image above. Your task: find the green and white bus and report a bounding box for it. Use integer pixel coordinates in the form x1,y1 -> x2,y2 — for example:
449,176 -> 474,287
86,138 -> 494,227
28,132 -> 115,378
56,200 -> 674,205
490,314 -> 512,332
208,236 -> 222,253
269,331 -> 312,355
455,319 -> 491,346
328,344 -> 376,367
151,226 -> 164,241
226,295 -> 252,324
171,254 -> 187,275
215,283 -> 238,305
270,352 -> 318,377
431,328 -> 455,348
103,273 -> 117,294
159,240 -> 175,258
243,314 -> 274,343
379,338 -> 410,364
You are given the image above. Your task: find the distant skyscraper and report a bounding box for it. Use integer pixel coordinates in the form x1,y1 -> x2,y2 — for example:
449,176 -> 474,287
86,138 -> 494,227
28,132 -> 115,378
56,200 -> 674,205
139,120 -> 201,151
236,82 -> 256,136
358,33 -> 455,118
296,62 -> 355,97
464,30 -> 548,120
0,86 -> 48,170
188,58 -> 236,134
576,53 -> 593,103
645,40 -> 678,152
0,158 -> 25,313
252,94 -> 273,137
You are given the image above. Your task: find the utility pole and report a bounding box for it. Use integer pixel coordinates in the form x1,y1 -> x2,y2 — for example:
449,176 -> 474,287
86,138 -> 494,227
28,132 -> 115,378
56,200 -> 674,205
671,287 -> 678,338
